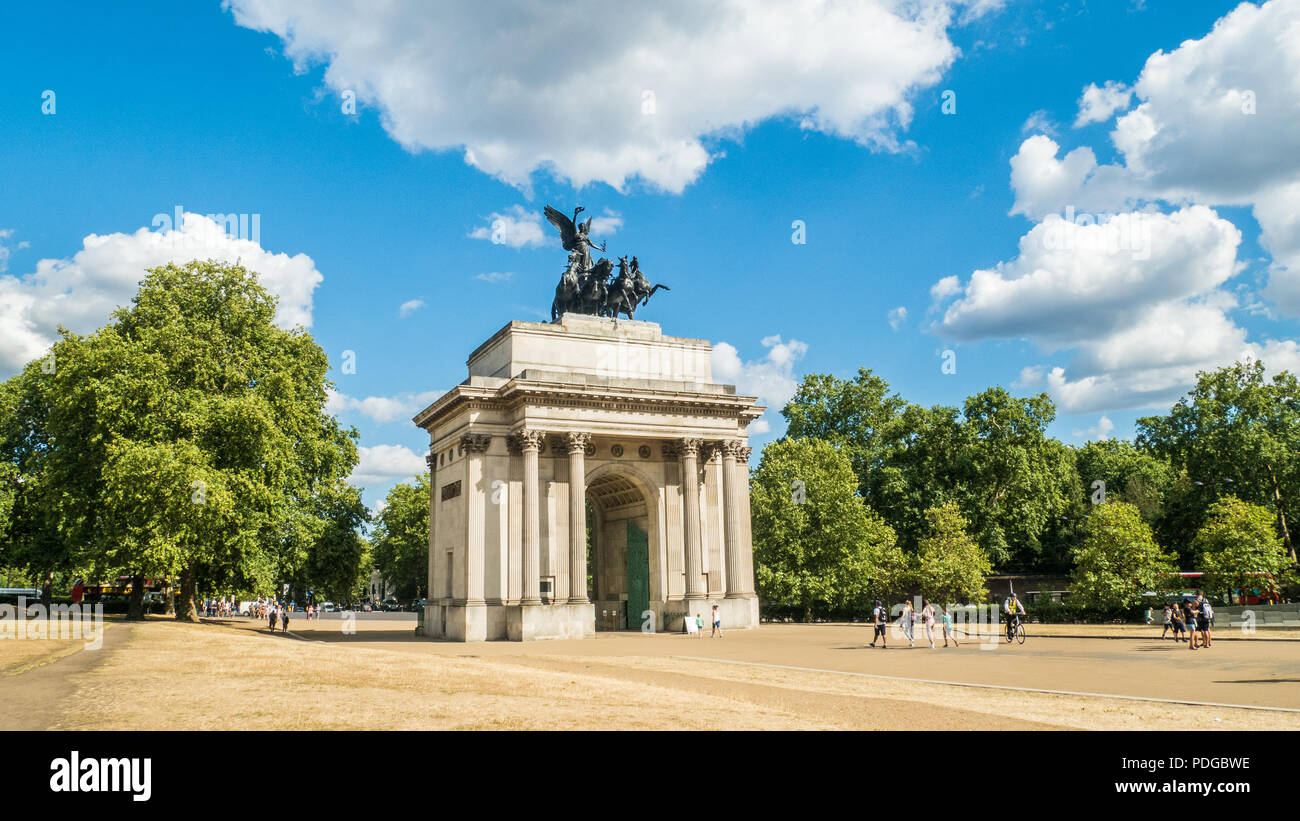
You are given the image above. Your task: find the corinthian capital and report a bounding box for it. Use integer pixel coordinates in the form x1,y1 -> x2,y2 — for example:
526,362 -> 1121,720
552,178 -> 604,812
459,433 -> 492,454
679,438 -> 703,458
723,440 -> 747,460
564,432 -> 592,454
508,428 -> 547,454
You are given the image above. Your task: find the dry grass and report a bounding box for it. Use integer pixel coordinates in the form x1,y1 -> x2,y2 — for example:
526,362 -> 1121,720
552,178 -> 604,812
8,617 -> 1298,730
53,621 -> 827,731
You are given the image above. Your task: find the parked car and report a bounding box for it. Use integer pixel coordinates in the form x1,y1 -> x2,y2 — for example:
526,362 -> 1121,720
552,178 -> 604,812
320,601 -> 336,612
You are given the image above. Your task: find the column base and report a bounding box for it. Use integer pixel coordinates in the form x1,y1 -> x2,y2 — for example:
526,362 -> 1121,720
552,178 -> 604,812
506,602 -> 595,641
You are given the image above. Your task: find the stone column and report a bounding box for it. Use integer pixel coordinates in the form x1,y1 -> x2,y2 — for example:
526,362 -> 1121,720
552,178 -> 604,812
426,448 -> 437,602
461,434 -> 492,605
680,438 -> 706,600
722,440 -> 750,597
565,432 -> 591,603
513,429 -> 547,605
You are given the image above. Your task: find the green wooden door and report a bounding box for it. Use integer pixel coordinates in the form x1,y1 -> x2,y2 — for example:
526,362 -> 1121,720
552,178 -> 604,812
626,520 -> 650,631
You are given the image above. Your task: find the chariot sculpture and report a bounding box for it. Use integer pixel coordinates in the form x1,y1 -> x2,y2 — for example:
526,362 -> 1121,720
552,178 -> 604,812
546,205 -> 669,321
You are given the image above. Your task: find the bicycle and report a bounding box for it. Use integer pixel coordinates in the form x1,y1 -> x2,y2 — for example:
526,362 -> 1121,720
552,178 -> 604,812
1004,615 -> 1026,645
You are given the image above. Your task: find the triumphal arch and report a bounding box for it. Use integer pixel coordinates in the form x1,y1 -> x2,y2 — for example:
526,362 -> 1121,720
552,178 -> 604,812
414,313 -> 763,641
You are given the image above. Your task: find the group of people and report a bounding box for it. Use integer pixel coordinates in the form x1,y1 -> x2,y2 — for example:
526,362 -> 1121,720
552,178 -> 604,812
1159,594 -> 1215,650
867,598 -> 964,649
688,605 -> 724,637
203,598 -> 237,618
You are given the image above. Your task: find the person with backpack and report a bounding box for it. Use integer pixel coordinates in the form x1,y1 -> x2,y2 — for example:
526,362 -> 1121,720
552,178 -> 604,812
869,599 -> 888,649
1198,594 -> 1214,648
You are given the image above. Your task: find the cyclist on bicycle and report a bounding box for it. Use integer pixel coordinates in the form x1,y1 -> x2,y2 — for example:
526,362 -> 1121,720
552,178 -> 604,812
1003,592 -> 1025,640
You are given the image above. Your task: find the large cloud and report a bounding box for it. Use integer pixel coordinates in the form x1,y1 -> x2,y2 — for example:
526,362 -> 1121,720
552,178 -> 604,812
226,0 -> 977,192
948,0 -> 1300,412
1012,0 -> 1300,311
0,213 -> 323,375
351,444 -> 427,487
937,206 -> 1241,346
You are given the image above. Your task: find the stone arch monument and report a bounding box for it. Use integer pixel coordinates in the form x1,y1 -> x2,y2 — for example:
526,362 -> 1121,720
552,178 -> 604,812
414,313 -> 763,641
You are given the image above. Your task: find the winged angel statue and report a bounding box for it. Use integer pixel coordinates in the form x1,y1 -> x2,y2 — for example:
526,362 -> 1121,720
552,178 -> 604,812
545,205 -> 669,321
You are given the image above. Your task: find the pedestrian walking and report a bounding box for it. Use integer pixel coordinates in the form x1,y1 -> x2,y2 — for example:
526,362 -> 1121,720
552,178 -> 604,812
899,599 -> 915,646
268,606 -> 278,632
710,604 -> 722,638
942,605 -> 959,648
280,605 -> 290,633
869,599 -> 888,649
1161,604 -> 1172,639
1186,598 -> 1201,651
1197,594 -> 1213,648
921,599 -> 936,648
695,613 -> 704,638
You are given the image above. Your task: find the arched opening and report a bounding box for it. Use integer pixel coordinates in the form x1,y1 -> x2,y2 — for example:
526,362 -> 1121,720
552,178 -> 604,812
586,471 -> 651,631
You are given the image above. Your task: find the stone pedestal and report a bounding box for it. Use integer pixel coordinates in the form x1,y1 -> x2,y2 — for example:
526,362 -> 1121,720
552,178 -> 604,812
414,314 -> 764,641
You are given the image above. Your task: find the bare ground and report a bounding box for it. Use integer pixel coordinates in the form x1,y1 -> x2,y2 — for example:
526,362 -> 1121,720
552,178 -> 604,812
2,616 -> 1296,730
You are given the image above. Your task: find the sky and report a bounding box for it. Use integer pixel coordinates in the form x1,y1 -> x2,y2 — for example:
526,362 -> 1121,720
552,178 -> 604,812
3,0 -> 1300,511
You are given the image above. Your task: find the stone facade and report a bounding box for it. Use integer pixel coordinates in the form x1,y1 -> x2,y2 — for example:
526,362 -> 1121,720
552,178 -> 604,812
413,314 -> 763,641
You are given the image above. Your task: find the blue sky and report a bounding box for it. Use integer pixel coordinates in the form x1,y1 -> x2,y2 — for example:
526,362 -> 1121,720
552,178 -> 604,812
3,0 -> 1299,510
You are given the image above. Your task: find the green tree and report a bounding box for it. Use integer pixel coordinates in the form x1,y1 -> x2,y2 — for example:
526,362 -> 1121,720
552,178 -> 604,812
370,474 -> 430,601
1069,501 -> 1175,609
783,373 -> 1079,569
1193,496 -> 1293,599
914,502 -> 992,604
0,363 -> 76,603
19,260 -> 360,620
1137,360 -> 1300,562
751,438 -> 903,620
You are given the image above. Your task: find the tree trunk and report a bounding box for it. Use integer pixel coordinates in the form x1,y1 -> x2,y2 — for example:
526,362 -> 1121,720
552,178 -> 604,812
1268,470 -> 1296,562
40,569 -> 54,606
163,586 -> 175,616
126,574 -> 146,621
174,565 -> 200,623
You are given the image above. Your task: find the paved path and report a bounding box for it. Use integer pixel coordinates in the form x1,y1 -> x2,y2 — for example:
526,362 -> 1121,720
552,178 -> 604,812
0,623 -> 133,730
263,620 -> 1300,710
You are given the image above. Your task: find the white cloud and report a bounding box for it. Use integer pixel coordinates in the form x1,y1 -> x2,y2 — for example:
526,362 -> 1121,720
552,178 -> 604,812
588,210 -> 624,236
1009,0 -> 1300,314
467,205 -> 547,249
0,229 -> 27,274
475,271 -> 514,283
888,306 -> 908,330
929,275 -> 962,304
352,444 -> 427,487
961,0 -> 1300,412
0,213 -> 322,375
936,206 -> 1241,346
398,298 -> 425,318
1021,109 -> 1058,137
713,335 -> 808,436
228,0 -> 972,192
1071,415 -> 1115,442
327,388 -> 441,424
1073,81 -> 1131,128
